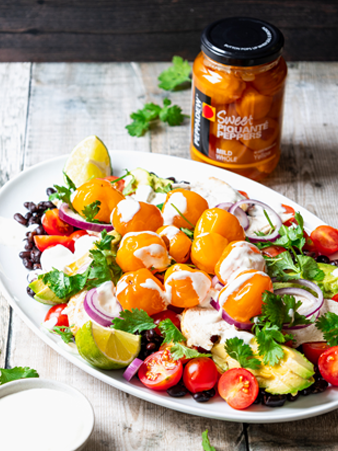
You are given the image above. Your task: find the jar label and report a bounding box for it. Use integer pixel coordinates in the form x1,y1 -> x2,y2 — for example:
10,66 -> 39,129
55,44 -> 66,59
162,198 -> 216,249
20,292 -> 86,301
192,87 -> 211,156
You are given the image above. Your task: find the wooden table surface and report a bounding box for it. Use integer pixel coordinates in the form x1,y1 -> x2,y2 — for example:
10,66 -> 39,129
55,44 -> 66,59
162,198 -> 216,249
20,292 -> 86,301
1,61 -> 338,450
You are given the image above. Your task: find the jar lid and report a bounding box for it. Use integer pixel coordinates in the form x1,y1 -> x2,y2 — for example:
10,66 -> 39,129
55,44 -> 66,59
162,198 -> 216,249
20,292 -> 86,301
201,17 -> 284,67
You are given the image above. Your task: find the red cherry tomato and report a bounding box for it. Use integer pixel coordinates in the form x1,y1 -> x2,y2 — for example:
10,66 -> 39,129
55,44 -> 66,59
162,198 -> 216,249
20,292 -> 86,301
238,190 -> 249,199
34,235 -> 73,252
303,230 -> 318,254
311,226 -> 338,256
103,175 -> 125,193
332,294 -> 338,302
70,230 -> 88,241
138,349 -> 183,391
302,342 -> 329,365
44,304 -> 69,329
262,245 -> 287,258
151,310 -> 181,336
42,209 -> 74,236
183,357 -> 218,394
318,346 -> 338,386
281,204 -> 296,226
218,368 -> 259,410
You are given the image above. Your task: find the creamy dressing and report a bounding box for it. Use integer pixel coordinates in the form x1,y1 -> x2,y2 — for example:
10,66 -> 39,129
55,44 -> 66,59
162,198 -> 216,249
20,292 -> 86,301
246,203 -> 293,235
294,294 -> 316,316
0,388 -> 90,451
115,197 -> 140,223
134,243 -> 171,269
140,278 -> 165,298
218,241 -> 266,283
218,270 -> 269,310
189,177 -> 245,208
219,325 -> 254,345
132,185 -> 154,203
120,230 -> 159,246
165,270 -> 211,305
96,281 -> 121,316
158,225 -> 180,241
162,192 -> 187,225
150,192 -> 167,206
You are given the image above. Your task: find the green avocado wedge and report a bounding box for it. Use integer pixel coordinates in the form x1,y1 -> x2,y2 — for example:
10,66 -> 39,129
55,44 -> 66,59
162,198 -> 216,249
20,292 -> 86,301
29,279 -> 67,305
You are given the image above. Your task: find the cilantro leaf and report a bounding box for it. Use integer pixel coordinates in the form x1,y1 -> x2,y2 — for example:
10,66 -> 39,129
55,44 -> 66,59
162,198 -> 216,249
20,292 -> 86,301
156,202 -> 164,210
87,248 -> 122,286
94,229 -> 114,251
82,200 -> 101,223
202,430 -> 216,451
63,171 -> 77,190
297,255 -> 325,281
316,312 -> 338,346
158,318 -> 186,345
158,56 -> 191,91
170,343 -> 211,361
51,325 -> 74,344
0,367 -> 39,385
40,269 -> 88,300
224,337 -> 261,370
159,98 -> 186,126
111,308 -> 156,334
255,324 -> 286,366
48,172 -> 77,211
180,227 -> 194,239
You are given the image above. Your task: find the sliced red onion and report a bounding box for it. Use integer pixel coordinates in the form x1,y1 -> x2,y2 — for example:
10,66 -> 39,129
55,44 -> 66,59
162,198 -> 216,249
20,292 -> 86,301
210,298 -> 253,331
84,288 -> 122,328
217,202 -> 249,231
283,310 -> 321,330
123,358 -> 144,381
59,203 -> 114,233
230,199 -> 282,242
275,279 -> 324,317
211,275 -> 224,291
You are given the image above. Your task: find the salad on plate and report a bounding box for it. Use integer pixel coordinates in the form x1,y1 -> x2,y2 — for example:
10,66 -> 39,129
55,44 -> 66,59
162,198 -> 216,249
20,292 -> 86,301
15,136 -> 338,411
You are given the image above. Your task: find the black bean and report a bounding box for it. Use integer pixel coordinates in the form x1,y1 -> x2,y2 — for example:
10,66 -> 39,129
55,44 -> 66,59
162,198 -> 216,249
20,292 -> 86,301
19,251 -> 32,259
300,387 -> 312,396
145,329 -> 156,341
203,388 -> 216,398
167,304 -> 184,314
14,213 -> 27,226
26,286 -> 35,297
303,250 -> 317,259
316,255 -> 330,264
25,212 -> 32,220
27,202 -> 37,213
28,216 -> 40,225
210,335 -> 219,344
24,240 -> 34,251
253,390 -> 263,404
166,177 -> 176,182
311,379 -> 328,394
22,258 -> 33,269
193,392 -> 211,403
35,225 -> 45,235
47,187 -> 56,196
196,346 -> 210,354
27,230 -> 37,242
146,342 -> 156,352
33,263 -> 42,270
30,249 -> 41,263
167,384 -> 188,397
262,393 -> 286,407
287,393 -> 299,402
45,201 -> 56,209
24,201 -> 30,209
330,260 -> 338,267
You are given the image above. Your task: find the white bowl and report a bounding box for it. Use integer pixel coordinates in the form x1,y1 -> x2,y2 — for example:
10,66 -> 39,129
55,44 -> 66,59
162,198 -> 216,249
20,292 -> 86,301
0,378 -> 95,451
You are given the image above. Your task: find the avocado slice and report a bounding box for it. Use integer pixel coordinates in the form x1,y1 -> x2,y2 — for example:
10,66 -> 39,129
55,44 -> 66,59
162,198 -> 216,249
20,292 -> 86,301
130,168 -> 153,187
130,168 -> 173,194
211,341 -> 315,395
29,279 -> 66,306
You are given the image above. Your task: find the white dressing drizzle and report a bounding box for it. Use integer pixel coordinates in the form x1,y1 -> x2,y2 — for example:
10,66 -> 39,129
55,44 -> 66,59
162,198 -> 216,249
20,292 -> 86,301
116,197 -> 140,223
162,192 -> 187,225
159,225 -> 180,241
134,243 -> 170,269
165,270 -> 211,305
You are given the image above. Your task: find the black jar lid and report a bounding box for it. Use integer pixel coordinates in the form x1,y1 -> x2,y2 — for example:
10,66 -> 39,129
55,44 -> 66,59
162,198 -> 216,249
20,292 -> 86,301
201,17 -> 284,67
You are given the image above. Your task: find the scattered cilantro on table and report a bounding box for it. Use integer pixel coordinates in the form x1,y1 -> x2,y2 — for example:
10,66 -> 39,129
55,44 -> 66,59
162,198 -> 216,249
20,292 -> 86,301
111,308 -> 156,334
0,367 -> 39,385
202,429 -> 216,451
316,312 -> 338,346
81,200 -> 101,223
224,337 -> 261,370
50,325 -> 74,344
158,56 -> 191,91
126,98 -> 188,137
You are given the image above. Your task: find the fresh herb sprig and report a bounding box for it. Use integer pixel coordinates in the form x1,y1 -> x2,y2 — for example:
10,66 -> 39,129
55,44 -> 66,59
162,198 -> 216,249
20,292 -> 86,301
158,318 -> 186,345
224,337 -> 261,370
48,172 -> 77,211
170,343 -> 211,361
316,312 -> 338,346
82,200 -> 101,223
126,98 -> 188,137
50,325 -> 74,344
158,56 -> 191,91
0,367 -> 39,385
111,308 -> 157,334
202,429 -> 216,451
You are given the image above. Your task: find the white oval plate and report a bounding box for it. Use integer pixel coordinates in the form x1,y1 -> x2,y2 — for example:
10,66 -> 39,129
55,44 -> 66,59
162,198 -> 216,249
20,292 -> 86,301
0,151 -> 337,424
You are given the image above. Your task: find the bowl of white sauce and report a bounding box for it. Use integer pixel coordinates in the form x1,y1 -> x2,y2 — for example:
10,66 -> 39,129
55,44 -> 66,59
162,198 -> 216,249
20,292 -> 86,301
0,378 -> 95,451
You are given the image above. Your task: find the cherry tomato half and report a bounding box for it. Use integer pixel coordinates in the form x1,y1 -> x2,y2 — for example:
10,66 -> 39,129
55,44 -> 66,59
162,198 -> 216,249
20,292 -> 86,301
42,209 -> 74,236
303,230 -> 318,254
103,175 -> 125,193
332,294 -> 338,302
138,349 -> 183,391
34,235 -> 73,252
218,368 -> 259,410
262,245 -> 287,258
70,230 -> 88,241
318,346 -> 338,386
44,304 -> 69,329
281,204 -> 296,227
151,310 -> 181,336
311,225 -> 338,256
183,357 -> 218,394
302,342 -> 329,365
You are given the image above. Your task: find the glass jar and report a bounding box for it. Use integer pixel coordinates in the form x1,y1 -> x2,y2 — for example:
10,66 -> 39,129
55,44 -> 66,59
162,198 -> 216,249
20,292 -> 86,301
190,17 -> 287,181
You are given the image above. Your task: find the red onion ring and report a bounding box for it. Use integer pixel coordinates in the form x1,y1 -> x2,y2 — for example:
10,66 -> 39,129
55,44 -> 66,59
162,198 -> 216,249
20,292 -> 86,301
283,310 -> 321,330
211,275 -> 224,291
216,202 -> 249,231
59,203 -> 114,233
84,288 -> 122,328
123,358 -> 144,381
210,298 -> 253,331
230,199 -> 282,242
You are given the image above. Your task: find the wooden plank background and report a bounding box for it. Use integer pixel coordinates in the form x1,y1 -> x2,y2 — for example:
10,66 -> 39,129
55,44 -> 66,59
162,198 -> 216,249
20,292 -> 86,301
1,61 -> 338,449
0,0 -> 338,62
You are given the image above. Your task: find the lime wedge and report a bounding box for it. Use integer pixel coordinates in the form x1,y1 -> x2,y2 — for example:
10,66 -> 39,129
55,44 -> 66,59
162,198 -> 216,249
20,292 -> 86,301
64,135 -> 112,187
75,321 -> 141,370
